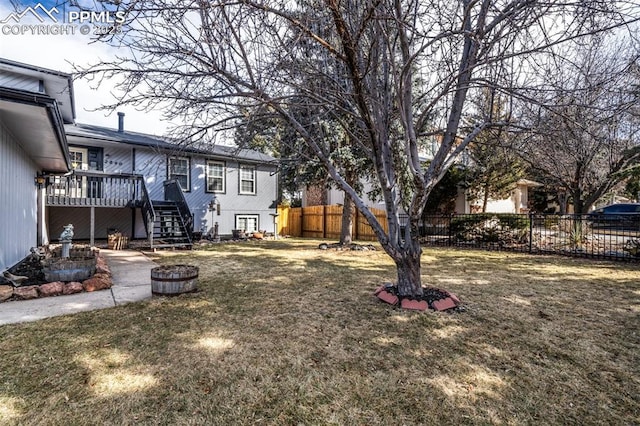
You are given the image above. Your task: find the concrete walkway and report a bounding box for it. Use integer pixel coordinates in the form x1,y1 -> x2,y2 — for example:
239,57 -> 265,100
0,250 -> 156,326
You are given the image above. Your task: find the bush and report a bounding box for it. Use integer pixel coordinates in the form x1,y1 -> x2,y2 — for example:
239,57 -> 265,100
623,238 -> 640,257
450,213 -> 530,244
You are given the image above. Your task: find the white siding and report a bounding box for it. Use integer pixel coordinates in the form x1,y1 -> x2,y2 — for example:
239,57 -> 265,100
0,120 -> 38,270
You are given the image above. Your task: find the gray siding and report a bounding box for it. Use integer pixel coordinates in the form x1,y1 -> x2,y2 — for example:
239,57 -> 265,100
103,145 -> 133,174
135,148 -> 278,236
49,142 -> 278,239
0,120 -> 38,270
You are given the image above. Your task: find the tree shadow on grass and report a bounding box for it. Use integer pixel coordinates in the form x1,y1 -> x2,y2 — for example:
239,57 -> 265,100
1,242 -> 638,424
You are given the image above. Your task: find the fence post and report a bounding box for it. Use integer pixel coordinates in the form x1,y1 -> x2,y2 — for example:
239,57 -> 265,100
355,208 -> 359,240
448,214 -> 453,247
300,207 -> 304,238
529,213 -> 534,253
323,205 -> 326,239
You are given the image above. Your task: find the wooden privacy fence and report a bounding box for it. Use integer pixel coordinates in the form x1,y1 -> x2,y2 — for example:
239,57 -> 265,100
277,205 -> 388,241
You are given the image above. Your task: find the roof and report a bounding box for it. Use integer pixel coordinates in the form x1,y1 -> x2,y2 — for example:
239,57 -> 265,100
0,86 -> 70,172
517,179 -> 543,187
65,123 -> 277,165
0,58 -> 75,124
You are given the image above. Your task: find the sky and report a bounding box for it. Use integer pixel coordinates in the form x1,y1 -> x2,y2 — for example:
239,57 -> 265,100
0,0 -> 171,135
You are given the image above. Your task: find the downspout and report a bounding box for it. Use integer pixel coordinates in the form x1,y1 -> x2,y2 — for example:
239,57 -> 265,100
132,147 -> 136,238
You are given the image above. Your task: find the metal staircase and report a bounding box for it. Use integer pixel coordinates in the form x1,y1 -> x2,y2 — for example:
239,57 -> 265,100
140,179 -> 194,250
150,200 -> 193,249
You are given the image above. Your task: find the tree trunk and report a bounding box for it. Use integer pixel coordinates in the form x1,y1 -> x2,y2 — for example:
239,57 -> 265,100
482,187 -> 490,213
558,192 -> 568,214
339,195 -> 353,245
573,188 -> 585,215
394,246 -> 423,298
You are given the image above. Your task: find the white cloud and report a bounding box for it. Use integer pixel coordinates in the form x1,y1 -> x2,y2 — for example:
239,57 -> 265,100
0,2 -> 172,136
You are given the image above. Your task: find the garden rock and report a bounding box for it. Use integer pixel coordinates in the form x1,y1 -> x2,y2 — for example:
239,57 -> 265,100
38,281 -> 64,297
82,274 -> 112,292
14,285 -> 39,300
0,285 -> 13,301
63,282 -> 84,295
95,256 -> 111,275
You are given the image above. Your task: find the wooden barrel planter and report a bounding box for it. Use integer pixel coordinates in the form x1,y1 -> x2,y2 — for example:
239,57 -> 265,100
151,265 -> 199,295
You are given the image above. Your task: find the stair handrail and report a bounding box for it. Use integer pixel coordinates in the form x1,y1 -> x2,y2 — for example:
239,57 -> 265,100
140,176 -> 156,248
163,179 -> 193,243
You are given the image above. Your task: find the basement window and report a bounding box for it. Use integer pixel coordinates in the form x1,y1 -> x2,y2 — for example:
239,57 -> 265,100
235,215 -> 259,233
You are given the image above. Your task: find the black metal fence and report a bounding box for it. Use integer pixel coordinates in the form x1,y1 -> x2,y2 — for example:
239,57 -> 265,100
417,213 -> 640,261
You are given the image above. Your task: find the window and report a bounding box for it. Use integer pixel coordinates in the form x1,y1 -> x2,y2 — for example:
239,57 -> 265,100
206,160 -> 225,193
239,164 -> 256,194
168,157 -> 190,191
236,215 -> 259,232
69,147 -> 88,170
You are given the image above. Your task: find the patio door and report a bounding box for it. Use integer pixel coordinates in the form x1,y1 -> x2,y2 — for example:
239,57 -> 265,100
69,147 -> 89,197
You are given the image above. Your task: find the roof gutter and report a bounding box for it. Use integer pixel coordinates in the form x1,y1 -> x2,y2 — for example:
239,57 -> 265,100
0,86 -> 71,171
0,57 -> 76,120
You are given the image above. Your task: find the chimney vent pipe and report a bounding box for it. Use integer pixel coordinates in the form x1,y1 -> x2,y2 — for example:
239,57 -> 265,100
117,112 -> 125,133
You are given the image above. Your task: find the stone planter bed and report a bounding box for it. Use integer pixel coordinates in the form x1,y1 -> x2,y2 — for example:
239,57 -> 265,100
0,245 -> 113,303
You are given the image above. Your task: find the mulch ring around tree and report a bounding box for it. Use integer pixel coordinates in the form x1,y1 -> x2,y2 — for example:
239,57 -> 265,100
374,283 -> 464,312
318,242 -> 377,251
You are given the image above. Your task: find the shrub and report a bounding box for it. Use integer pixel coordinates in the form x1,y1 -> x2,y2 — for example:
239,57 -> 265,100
623,238 -> 640,257
450,213 -> 530,244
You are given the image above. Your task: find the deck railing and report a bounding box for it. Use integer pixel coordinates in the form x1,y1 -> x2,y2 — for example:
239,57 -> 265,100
45,171 -> 144,207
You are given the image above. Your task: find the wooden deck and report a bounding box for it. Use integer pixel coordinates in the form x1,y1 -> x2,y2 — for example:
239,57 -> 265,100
45,171 -> 143,207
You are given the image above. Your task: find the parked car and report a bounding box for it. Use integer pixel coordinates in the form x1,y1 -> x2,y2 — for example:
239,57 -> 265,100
588,203 -> 640,230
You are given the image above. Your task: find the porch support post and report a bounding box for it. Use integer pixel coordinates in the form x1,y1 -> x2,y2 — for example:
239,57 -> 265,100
90,206 -> 95,247
36,186 -> 46,246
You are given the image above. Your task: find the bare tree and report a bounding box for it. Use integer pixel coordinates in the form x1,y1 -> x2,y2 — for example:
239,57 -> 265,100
78,0 -> 640,297
237,99 -> 371,246
519,36 -> 640,214
465,89 -> 525,212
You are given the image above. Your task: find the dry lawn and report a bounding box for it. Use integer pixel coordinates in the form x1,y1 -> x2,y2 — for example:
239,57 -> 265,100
0,239 -> 639,425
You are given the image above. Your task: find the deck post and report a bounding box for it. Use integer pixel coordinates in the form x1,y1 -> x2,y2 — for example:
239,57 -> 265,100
90,206 -> 95,247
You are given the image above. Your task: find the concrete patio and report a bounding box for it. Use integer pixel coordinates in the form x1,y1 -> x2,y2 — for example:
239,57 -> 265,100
0,250 -> 156,325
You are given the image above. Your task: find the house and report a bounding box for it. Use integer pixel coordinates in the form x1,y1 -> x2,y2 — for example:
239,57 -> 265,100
1,58 -> 279,265
306,177 -> 542,215
0,58 -> 72,271
52,118 -> 278,245
456,179 -> 543,214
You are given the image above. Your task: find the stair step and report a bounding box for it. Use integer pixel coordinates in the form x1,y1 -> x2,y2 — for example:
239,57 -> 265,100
147,199 -> 192,249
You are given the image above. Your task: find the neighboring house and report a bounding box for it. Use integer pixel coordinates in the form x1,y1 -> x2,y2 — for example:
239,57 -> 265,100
302,178 -> 381,209
303,178 -> 541,214
456,179 -> 543,214
1,58 -> 278,263
0,58 -> 72,271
